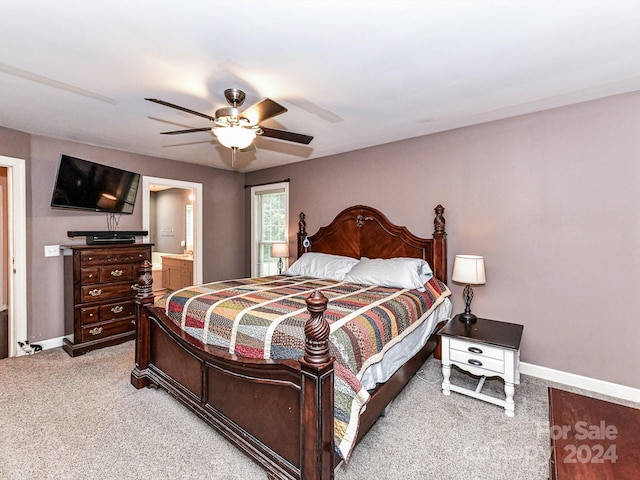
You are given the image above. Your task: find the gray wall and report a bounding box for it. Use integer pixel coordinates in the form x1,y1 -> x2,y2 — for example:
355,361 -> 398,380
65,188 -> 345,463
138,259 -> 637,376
0,129 -> 246,342
245,91 -> 640,390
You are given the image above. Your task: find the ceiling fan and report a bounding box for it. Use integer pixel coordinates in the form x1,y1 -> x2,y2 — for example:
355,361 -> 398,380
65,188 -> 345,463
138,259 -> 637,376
146,89 -> 313,166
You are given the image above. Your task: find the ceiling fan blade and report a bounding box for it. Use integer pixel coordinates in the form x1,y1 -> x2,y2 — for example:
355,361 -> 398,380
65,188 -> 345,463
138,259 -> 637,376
145,98 -> 215,122
241,98 -> 287,125
160,127 -> 212,135
259,127 -> 313,145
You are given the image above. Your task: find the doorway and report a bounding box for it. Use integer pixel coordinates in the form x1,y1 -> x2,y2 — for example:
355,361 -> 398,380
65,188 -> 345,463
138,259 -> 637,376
0,155 -> 27,358
141,176 -> 203,289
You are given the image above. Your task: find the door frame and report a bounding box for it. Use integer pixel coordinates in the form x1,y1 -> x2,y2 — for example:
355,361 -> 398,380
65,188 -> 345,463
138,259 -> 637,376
141,176 -> 203,285
0,155 -> 27,357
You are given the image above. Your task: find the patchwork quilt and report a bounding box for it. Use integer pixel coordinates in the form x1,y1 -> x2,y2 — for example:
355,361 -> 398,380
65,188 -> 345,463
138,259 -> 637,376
156,275 -> 450,460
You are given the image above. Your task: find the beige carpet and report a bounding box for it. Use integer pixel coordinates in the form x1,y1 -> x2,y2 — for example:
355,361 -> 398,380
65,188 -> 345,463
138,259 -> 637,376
0,341 -> 626,479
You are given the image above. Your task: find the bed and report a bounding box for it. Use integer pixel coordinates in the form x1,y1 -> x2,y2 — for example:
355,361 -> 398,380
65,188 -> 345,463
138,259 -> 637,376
131,204 -> 450,480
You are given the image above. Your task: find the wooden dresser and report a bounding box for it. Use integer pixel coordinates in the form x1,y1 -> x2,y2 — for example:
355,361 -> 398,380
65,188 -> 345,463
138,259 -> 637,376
62,243 -> 153,357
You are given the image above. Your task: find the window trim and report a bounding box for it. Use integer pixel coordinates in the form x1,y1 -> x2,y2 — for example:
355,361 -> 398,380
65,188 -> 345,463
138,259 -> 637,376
250,182 -> 289,277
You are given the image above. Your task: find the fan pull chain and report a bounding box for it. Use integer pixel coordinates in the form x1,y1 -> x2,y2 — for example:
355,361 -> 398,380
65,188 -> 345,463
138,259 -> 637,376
231,146 -> 237,167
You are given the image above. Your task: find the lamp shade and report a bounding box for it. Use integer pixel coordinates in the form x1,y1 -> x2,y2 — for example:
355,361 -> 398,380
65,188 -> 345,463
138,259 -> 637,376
452,255 -> 486,285
213,126 -> 256,149
271,243 -> 289,258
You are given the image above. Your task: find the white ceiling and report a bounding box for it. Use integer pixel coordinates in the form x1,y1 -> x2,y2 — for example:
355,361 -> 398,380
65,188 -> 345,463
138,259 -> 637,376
2,1 -> 640,172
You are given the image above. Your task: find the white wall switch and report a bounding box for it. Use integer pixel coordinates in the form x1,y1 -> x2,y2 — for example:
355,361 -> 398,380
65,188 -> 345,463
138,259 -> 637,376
44,245 -> 60,257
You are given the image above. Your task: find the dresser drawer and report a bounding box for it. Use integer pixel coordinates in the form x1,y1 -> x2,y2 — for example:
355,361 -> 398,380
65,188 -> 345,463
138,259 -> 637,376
80,282 -> 139,303
100,300 -> 136,321
81,264 -> 137,285
81,268 -> 100,284
80,300 -> 136,325
99,264 -> 136,283
80,306 -> 100,325
450,338 -> 504,360
450,348 -> 505,375
80,317 -> 135,343
80,248 -> 150,267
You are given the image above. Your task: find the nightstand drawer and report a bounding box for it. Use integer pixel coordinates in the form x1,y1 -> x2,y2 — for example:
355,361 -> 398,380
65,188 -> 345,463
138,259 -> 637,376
450,348 -> 504,375
450,338 -> 504,360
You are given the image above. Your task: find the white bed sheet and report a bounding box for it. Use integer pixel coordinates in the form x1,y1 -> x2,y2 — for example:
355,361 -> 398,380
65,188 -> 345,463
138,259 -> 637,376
359,297 -> 452,391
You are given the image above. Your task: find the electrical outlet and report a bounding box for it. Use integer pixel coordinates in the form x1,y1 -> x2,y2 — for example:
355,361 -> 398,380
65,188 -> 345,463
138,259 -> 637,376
44,245 -> 60,257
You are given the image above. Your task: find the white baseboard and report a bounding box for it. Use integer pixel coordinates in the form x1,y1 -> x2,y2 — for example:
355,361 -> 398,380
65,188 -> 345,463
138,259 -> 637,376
32,336 -> 65,352
520,362 -> 640,404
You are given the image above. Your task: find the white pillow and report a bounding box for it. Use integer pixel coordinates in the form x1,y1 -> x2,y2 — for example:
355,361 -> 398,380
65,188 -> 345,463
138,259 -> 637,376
343,257 -> 433,291
283,252 -> 359,281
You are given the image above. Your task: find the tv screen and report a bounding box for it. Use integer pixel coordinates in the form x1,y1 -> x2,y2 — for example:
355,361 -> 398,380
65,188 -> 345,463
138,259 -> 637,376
51,155 -> 141,214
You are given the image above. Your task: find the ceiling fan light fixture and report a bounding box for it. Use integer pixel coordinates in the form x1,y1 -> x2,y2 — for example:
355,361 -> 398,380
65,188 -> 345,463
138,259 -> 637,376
213,126 -> 256,149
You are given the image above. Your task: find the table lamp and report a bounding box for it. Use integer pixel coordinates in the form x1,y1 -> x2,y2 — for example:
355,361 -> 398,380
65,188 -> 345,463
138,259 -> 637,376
452,254 -> 486,324
271,243 -> 289,275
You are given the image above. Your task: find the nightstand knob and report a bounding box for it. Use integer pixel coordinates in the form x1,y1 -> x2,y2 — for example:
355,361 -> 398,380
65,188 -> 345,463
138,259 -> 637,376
468,346 -> 483,354
468,359 -> 483,367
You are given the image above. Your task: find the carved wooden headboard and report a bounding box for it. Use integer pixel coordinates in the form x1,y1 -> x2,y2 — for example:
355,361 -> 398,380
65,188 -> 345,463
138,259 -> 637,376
296,204 -> 447,283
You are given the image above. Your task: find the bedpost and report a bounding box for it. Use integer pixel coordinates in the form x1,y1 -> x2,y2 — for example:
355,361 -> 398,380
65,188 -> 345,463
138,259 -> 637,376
297,211 -> 308,259
432,204 -> 448,283
131,259 -> 154,389
300,291 -> 335,480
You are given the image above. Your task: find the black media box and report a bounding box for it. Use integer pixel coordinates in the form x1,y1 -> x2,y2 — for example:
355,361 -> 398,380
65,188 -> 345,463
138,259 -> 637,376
67,230 -> 148,245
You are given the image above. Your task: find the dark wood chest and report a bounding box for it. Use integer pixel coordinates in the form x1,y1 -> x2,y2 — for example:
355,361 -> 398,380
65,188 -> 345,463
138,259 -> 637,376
62,243 -> 152,356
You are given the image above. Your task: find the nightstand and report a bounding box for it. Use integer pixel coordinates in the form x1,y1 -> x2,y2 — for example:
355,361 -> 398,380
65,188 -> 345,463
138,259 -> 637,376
438,315 -> 524,416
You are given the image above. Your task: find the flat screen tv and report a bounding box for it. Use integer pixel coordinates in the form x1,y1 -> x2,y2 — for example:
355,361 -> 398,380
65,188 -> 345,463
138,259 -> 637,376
51,155 -> 141,214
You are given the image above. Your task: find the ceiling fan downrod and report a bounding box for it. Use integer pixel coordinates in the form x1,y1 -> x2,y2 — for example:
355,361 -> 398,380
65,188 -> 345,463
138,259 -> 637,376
224,88 -> 246,108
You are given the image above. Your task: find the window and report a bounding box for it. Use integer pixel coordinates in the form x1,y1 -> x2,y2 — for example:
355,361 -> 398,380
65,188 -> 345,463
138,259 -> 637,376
251,182 -> 289,277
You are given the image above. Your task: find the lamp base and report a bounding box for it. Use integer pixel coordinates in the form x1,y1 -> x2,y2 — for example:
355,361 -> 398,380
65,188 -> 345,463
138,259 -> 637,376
277,257 -> 284,275
458,312 -> 477,325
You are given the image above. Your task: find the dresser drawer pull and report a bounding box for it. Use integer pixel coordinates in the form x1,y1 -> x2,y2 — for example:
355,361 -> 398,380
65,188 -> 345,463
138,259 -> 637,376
131,284 -> 139,291
88,289 -> 102,297
468,359 -> 483,367
110,269 -> 124,277
468,346 -> 483,354
111,305 -> 124,314
89,327 -> 103,336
